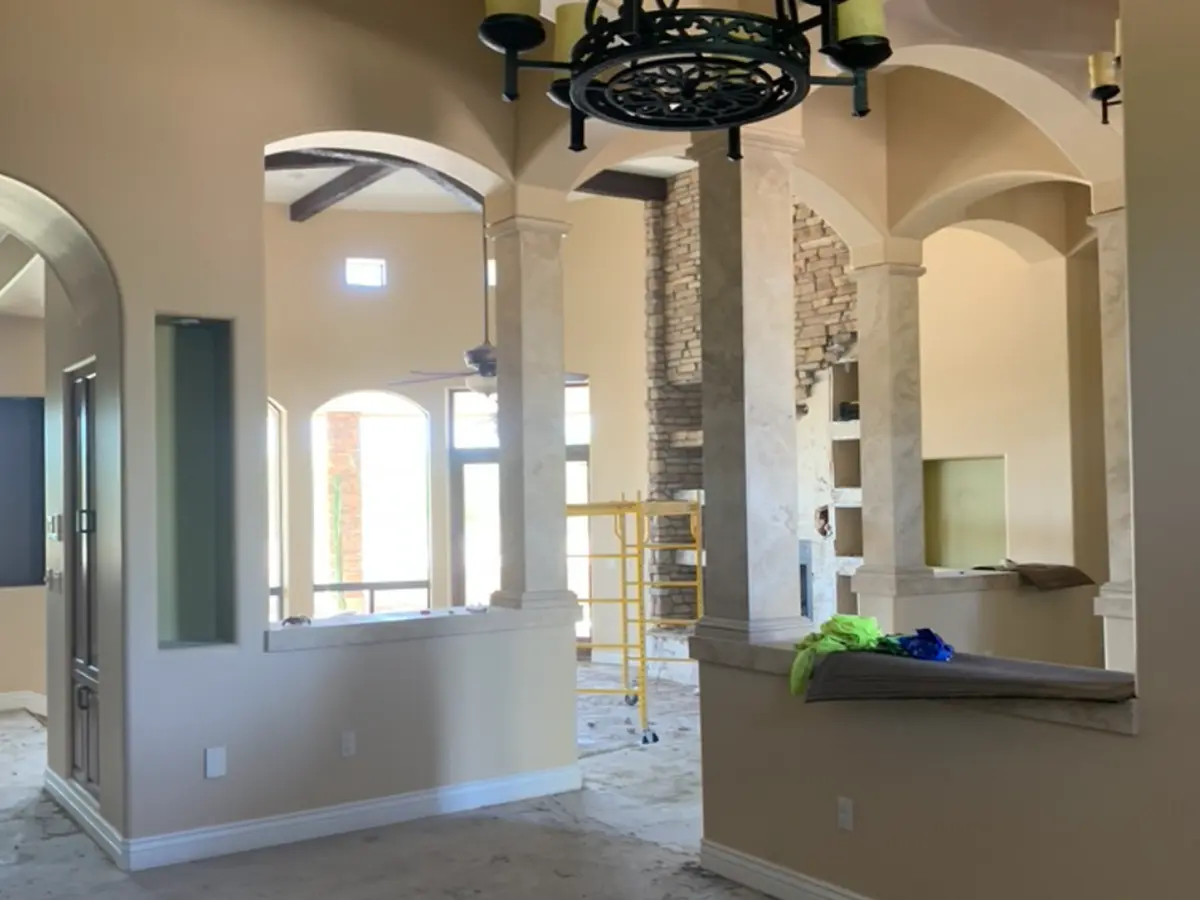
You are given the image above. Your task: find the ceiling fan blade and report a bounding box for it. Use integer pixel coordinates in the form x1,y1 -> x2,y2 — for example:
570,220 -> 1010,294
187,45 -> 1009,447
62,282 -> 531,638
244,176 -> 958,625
388,371 -> 471,386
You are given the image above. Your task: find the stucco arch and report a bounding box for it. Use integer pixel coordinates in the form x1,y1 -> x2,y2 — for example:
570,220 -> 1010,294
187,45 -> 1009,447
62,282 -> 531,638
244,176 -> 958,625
572,134 -> 885,252
888,44 -> 1123,208
893,172 -> 1089,244
267,132 -> 505,201
0,170 -> 126,830
0,174 -> 122,325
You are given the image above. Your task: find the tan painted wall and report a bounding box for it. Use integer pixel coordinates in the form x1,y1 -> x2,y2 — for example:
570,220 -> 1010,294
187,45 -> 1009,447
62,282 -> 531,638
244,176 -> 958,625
919,226 -> 1103,665
921,228 -> 1077,566
0,314 -> 46,698
0,0 -> 519,839
264,196 -> 647,620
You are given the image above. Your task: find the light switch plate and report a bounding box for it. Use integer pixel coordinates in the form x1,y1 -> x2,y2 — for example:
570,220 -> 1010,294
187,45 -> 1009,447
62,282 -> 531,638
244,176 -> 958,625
204,746 -> 227,779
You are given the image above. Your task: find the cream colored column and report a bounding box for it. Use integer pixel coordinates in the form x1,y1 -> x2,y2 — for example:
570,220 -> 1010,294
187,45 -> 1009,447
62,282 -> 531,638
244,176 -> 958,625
851,261 -> 930,631
487,215 -> 577,611
1091,208 -> 1135,672
691,131 -> 806,644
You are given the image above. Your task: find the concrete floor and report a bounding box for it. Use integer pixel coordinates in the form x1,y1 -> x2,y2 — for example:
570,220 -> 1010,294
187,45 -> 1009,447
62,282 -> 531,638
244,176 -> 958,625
0,666 -> 766,899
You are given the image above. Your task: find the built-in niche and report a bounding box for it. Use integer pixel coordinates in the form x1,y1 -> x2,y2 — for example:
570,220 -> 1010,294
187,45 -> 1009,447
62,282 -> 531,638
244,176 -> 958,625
156,316 -> 236,647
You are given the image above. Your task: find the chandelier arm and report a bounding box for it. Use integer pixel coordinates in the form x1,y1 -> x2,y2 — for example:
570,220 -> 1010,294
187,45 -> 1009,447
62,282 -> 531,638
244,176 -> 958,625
796,12 -> 825,32
518,59 -> 575,71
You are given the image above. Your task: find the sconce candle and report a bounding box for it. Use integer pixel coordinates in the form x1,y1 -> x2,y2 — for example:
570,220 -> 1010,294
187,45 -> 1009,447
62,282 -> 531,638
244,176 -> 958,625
1088,51 -> 1119,94
837,0 -> 886,40
554,2 -> 588,63
485,0 -> 539,15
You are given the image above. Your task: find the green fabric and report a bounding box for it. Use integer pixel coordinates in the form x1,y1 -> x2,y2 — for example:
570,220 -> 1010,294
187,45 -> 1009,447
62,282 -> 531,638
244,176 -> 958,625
789,615 -> 889,695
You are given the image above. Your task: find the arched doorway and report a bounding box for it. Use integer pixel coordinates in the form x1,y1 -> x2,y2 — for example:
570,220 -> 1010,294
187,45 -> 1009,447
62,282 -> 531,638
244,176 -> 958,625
0,172 -> 123,821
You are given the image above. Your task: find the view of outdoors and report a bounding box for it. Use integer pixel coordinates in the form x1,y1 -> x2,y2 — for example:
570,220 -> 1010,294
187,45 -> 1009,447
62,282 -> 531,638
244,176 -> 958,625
452,386 -> 592,636
267,401 -> 284,622
269,386 -> 592,627
311,391 -> 432,618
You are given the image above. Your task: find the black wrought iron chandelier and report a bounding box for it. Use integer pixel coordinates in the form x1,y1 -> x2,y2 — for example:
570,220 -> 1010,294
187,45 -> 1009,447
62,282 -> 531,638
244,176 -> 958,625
1088,18 -> 1122,125
479,1 -> 892,160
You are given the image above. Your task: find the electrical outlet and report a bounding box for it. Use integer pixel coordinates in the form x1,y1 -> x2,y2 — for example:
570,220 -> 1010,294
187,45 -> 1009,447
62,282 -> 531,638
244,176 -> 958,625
204,746 -> 227,780
340,730 -> 357,758
837,796 -> 854,831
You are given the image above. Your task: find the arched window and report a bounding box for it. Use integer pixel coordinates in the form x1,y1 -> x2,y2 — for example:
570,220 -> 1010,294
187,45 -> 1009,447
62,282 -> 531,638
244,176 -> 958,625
311,391 -> 431,618
267,399 -> 285,622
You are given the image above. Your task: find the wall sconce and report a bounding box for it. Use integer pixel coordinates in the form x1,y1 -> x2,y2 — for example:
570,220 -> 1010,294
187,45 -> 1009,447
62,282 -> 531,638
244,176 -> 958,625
1089,19 -> 1122,125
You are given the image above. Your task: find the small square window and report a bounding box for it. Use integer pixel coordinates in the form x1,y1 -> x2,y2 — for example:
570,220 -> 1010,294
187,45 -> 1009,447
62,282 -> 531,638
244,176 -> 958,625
486,258 -> 497,288
345,257 -> 387,288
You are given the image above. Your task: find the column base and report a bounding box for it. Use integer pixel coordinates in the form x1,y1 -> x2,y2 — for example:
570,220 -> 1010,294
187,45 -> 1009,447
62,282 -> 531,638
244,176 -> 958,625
694,614 -> 814,645
1094,581 -> 1135,673
491,589 -> 580,616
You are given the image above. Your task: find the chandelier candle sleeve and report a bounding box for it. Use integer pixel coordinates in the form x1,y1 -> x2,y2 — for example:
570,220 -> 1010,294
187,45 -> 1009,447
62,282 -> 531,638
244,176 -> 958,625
554,2 -> 589,63
1089,51 -> 1119,93
486,0 -> 539,16
836,0 -> 886,40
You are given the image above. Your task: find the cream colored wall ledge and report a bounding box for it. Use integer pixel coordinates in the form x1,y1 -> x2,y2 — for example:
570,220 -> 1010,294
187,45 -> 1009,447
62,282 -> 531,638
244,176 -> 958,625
691,636 -> 1139,735
264,606 -> 577,653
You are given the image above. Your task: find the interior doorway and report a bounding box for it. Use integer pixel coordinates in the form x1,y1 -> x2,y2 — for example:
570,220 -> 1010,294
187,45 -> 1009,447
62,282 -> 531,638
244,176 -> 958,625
66,364 -> 100,797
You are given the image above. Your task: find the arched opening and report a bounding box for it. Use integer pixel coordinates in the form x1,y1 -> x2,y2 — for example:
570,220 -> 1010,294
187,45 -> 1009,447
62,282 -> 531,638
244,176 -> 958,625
0,172 -> 123,829
310,390 -> 431,618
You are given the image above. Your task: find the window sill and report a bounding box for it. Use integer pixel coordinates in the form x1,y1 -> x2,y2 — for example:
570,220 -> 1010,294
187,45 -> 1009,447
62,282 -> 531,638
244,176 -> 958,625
264,605 -> 576,653
689,635 -> 1139,736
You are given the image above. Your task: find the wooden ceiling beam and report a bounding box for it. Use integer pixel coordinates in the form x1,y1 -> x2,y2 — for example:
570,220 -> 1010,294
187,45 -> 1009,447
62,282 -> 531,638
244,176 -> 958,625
289,164 -> 394,223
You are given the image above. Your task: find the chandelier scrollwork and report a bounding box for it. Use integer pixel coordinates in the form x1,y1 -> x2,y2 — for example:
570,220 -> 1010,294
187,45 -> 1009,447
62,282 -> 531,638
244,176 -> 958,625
478,1 -> 893,160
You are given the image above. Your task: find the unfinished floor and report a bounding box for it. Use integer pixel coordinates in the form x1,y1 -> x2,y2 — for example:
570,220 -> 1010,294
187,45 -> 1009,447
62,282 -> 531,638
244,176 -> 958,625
1,665 -> 762,899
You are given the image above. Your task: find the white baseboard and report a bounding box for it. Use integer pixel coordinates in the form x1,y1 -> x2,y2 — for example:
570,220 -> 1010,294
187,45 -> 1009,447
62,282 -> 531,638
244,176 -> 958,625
45,768 -> 127,868
701,839 -> 875,900
100,763 -> 580,871
0,691 -> 47,716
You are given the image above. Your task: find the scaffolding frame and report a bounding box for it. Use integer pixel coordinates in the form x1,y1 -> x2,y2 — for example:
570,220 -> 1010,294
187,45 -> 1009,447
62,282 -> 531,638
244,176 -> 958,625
569,495 -> 704,744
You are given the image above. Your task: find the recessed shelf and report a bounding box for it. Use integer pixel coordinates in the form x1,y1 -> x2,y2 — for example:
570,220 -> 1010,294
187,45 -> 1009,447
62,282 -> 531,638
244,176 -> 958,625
836,574 -> 858,616
833,506 -> 864,558
832,439 -> 862,489
830,360 -> 859,423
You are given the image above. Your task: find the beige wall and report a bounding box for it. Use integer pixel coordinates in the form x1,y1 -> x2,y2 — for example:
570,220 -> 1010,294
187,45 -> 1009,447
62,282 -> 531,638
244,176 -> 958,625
0,314 -> 46,699
264,195 -> 647,617
921,227 -> 1077,565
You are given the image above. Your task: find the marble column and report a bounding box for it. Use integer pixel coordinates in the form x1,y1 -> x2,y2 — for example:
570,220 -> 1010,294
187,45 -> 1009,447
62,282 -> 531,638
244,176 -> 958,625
851,262 -> 930,630
692,131 -> 806,644
487,215 -> 576,611
1091,209 -> 1135,672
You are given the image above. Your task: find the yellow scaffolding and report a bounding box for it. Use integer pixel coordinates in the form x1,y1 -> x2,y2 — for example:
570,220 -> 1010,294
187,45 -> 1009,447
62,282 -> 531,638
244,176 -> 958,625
568,495 -> 704,744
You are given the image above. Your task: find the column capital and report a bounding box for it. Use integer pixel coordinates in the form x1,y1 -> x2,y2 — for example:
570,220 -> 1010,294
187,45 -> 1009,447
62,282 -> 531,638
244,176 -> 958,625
850,262 -> 926,281
1088,207 -> 1126,229
486,215 -> 571,240
484,182 -> 569,227
847,237 -> 923,269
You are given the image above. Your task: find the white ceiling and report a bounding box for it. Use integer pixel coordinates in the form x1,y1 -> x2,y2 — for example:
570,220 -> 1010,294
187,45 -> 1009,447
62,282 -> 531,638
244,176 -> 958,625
0,235 -> 43,319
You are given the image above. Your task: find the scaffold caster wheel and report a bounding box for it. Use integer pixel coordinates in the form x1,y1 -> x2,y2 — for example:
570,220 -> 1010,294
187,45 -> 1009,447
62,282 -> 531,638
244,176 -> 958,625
624,694 -> 639,706
641,730 -> 659,745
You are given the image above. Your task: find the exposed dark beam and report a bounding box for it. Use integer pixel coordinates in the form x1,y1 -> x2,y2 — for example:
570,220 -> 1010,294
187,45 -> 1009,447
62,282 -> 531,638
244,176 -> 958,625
408,163 -> 483,212
265,150 -> 352,171
576,169 -> 668,203
289,164 -> 393,223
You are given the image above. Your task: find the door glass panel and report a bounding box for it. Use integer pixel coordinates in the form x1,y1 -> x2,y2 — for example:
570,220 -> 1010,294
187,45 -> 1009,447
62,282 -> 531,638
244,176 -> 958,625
462,462 -> 500,606
566,460 -> 591,637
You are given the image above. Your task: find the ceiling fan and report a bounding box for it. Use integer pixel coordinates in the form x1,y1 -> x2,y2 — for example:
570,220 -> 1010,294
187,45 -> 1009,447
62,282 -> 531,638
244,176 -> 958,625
389,243 -> 587,397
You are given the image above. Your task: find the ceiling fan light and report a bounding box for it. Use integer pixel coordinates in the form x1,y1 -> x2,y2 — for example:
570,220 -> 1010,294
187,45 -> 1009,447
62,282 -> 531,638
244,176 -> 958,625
465,373 -> 498,398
